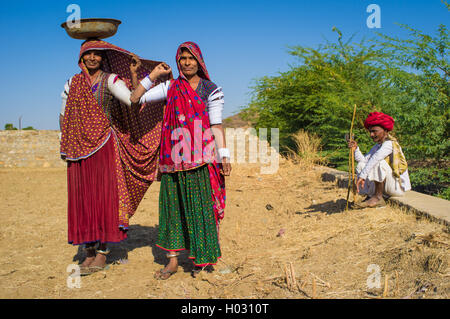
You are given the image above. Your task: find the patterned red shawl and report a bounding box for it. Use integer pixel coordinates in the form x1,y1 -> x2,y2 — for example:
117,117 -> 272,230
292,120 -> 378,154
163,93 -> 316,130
159,41 -> 226,221
60,40 -> 166,228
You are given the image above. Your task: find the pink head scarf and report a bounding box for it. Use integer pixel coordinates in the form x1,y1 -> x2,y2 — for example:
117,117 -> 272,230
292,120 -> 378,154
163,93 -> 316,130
159,41 -> 226,222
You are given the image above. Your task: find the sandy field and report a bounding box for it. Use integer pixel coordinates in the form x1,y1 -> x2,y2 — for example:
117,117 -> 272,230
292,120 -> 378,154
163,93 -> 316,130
0,160 -> 449,299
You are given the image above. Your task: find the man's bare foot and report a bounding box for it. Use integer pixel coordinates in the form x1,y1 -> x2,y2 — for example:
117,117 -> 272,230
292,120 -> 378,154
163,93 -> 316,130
357,196 -> 386,208
365,196 -> 383,207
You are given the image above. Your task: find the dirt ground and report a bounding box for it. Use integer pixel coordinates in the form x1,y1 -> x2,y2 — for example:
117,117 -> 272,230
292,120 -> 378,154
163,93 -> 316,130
0,160 -> 449,299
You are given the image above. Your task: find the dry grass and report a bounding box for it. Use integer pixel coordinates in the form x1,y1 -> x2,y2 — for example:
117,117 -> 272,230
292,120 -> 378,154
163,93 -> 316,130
285,130 -> 328,168
0,159 -> 448,299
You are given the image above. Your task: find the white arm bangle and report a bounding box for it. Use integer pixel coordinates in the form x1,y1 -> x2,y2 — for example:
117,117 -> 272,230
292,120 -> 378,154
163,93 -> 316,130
140,76 -> 153,90
218,148 -> 230,159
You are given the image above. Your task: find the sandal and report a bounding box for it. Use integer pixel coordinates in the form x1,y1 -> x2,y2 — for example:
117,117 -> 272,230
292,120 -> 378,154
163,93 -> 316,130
154,251 -> 179,280
81,264 -> 110,276
154,268 -> 177,280
80,248 -> 110,276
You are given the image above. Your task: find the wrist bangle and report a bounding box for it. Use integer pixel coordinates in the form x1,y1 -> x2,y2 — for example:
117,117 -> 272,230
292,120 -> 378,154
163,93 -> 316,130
218,148 -> 230,159
140,76 -> 153,90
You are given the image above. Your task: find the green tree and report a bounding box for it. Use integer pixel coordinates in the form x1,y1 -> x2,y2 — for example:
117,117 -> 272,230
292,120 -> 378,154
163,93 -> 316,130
4,123 -> 18,130
374,22 -> 449,160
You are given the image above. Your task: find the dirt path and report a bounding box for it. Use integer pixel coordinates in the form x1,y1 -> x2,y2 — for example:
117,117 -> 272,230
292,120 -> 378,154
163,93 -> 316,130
0,161 -> 448,299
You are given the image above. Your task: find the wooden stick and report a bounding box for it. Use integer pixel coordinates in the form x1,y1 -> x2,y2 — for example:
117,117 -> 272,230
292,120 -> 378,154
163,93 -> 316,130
290,263 -> 297,288
301,273 -> 308,289
383,275 -> 389,298
310,272 -> 331,288
346,104 -> 358,210
296,282 -> 312,299
312,277 -> 317,299
284,264 -> 292,291
350,104 -> 357,203
351,143 -> 357,202
346,151 -> 352,211
395,271 -> 399,297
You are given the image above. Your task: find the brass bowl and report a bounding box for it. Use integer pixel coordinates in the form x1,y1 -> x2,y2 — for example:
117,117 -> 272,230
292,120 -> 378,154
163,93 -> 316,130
61,18 -> 122,40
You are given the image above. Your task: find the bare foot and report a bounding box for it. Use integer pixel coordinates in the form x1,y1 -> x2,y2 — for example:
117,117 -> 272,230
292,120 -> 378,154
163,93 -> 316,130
89,253 -> 107,269
155,261 -> 178,280
80,256 -> 95,268
365,196 -> 383,207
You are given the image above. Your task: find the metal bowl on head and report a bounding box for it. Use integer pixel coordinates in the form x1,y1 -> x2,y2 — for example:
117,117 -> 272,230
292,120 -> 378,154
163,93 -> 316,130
61,18 -> 122,40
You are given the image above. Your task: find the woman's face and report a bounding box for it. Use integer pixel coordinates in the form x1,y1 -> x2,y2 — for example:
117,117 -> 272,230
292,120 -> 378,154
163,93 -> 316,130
369,125 -> 389,144
178,49 -> 199,77
82,50 -> 103,71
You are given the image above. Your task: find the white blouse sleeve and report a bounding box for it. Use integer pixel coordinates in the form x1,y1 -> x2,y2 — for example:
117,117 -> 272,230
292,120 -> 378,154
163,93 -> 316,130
354,147 -> 366,163
60,77 -> 73,116
207,87 -> 224,125
359,141 -> 393,180
107,74 -> 132,107
139,77 -> 171,104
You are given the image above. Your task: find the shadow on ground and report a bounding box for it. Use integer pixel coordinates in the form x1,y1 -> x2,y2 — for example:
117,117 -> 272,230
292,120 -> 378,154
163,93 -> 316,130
71,224 -> 194,274
302,198 -> 348,215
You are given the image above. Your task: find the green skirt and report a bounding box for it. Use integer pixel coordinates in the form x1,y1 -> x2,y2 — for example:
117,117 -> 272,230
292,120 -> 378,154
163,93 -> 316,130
156,164 -> 221,266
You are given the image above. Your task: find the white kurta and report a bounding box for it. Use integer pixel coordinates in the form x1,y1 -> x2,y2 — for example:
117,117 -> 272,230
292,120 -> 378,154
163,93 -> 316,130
354,140 -> 411,197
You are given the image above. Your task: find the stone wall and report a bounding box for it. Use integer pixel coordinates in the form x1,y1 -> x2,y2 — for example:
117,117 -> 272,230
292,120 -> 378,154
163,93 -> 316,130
0,128 -> 281,170
0,130 -> 65,168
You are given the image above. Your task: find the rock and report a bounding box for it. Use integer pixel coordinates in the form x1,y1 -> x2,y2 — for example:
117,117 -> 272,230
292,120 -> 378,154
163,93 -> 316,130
265,204 -> 274,211
277,229 -> 286,237
219,268 -> 232,274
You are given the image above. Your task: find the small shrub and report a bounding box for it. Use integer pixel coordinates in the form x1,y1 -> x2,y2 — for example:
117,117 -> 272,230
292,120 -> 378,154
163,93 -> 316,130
286,129 -> 328,167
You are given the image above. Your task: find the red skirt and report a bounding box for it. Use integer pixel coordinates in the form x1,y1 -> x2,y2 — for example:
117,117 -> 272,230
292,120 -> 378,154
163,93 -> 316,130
67,137 -> 127,245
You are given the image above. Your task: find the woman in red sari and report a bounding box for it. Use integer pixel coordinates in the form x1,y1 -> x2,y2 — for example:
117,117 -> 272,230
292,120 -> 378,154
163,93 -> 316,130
131,42 -> 231,279
60,39 -> 166,275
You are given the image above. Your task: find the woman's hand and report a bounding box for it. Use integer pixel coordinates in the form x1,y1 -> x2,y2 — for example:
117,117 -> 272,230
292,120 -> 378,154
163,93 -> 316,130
220,157 -> 232,176
149,63 -> 172,81
130,54 -> 142,75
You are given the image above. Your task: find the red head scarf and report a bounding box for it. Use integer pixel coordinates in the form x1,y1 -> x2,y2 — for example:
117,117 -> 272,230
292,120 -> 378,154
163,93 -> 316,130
175,41 -> 210,80
60,39 -> 166,228
78,39 -> 162,85
364,112 -> 395,131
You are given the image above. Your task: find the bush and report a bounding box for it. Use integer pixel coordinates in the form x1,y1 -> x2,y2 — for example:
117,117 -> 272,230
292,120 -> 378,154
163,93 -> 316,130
409,166 -> 450,200
4,123 -> 17,130
286,129 -> 328,167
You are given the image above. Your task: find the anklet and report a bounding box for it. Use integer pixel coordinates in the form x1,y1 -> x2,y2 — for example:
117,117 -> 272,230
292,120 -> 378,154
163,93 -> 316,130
96,249 -> 110,255
166,252 -> 180,258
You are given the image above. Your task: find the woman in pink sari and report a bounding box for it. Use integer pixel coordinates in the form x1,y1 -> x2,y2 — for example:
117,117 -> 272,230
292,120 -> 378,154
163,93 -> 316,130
131,42 -> 231,279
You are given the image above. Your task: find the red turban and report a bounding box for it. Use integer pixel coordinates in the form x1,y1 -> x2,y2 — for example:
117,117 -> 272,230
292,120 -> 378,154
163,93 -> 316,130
364,112 -> 395,131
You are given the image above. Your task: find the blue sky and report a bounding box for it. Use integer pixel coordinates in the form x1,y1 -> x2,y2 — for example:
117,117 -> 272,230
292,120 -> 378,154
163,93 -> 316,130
0,0 -> 448,130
